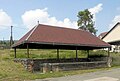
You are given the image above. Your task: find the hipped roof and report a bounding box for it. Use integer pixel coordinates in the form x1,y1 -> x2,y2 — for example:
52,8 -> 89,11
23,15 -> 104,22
12,24 -> 110,50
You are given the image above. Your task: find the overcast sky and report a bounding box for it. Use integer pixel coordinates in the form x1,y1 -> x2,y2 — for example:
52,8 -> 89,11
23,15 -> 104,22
0,0 -> 120,40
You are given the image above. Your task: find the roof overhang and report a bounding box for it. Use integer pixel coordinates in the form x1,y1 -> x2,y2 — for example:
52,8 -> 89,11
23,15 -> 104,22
12,24 -> 111,50
12,41 -> 111,50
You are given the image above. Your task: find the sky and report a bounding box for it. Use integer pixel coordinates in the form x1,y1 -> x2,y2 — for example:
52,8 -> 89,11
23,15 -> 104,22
0,0 -> 120,40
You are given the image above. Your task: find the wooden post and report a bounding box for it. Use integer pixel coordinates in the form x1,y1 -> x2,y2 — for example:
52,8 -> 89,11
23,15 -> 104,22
57,49 -> 59,60
108,48 -> 110,57
87,50 -> 89,58
76,47 -> 78,61
107,48 -> 111,67
14,48 -> 16,58
27,44 -> 29,58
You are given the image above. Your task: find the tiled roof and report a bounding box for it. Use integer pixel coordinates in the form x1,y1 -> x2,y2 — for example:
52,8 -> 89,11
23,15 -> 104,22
98,32 -> 108,39
12,24 -> 110,49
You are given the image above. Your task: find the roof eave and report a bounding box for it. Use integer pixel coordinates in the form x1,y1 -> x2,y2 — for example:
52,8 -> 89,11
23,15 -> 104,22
12,41 -> 111,48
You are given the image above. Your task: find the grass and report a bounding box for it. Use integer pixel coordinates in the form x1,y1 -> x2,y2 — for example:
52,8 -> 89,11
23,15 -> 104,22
0,49 -> 120,81
10,49 -> 88,59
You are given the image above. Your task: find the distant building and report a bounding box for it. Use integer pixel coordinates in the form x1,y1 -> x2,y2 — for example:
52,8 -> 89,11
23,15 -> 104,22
98,32 -> 107,39
101,22 -> 120,52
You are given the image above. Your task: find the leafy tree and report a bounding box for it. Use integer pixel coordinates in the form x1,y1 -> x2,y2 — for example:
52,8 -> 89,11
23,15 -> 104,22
77,9 -> 97,35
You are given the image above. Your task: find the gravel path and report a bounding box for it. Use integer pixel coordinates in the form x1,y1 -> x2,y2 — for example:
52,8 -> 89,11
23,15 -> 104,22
33,68 -> 120,81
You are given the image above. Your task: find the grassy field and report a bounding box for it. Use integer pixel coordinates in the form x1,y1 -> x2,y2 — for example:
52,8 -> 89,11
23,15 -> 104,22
0,49 -> 120,81
10,49 -> 88,59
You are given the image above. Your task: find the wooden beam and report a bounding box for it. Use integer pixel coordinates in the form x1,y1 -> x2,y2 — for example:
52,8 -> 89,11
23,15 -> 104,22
76,47 -> 78,61
27,44 -> 29,58
14,48 -> 16,58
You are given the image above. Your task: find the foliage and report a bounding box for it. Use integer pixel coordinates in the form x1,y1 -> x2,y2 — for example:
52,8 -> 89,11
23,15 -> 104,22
77,9 -> 97,35
110,52 -> 120,66
89,50 -> 107,57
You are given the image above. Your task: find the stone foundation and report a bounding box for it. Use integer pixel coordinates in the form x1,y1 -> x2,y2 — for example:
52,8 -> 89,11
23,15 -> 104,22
14,57 -> 110,73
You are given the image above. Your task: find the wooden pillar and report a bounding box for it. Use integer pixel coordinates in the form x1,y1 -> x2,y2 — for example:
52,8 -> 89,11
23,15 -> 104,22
14,48 -> 16,58
27,44 -> 29,58
57,49 -> 59,60
108,48 -> 110,57
107,48 -> 111,67
76,47 -> 78,61
87,50 -> 89,58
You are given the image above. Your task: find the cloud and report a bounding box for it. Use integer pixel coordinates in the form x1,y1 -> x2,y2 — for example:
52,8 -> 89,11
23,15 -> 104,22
109,15 -> 120,29
89,3 -> 103,21
0,9 -> 12,29
22,4 -> 103,29
21,8 -> 78,29
108,7 -> 120,29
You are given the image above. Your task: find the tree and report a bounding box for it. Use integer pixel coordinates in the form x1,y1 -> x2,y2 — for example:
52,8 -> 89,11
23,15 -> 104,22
77,9 -> 97,35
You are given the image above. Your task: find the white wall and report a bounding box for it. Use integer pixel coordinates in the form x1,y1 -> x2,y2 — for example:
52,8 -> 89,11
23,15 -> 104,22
103,24 -> 120,43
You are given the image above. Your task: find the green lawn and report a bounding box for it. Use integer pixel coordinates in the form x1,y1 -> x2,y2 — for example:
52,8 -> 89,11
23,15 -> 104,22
10,49 -> 88,59
0,49 -> 120,81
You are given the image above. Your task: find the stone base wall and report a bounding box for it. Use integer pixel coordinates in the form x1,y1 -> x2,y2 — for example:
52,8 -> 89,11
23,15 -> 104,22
14,57 -> 109,73
42,61 -> 107,73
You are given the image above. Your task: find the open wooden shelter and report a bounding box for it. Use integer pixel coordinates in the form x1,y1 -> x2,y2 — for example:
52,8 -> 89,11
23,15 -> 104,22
12,24 -> 110,57
12,24 -> 111,72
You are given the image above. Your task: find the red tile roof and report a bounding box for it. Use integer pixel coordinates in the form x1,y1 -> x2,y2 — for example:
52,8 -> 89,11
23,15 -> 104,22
12,24 -> 110,49
98,32 -> 108,39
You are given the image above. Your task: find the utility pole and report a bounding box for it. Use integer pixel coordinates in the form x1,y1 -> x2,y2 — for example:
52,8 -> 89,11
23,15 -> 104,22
10,26 -> 14,47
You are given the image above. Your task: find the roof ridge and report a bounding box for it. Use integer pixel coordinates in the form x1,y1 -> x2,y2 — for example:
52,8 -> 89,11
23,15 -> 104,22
39,24 -> 87,33
25,24 -> 39,41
